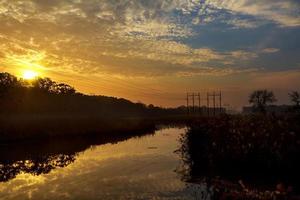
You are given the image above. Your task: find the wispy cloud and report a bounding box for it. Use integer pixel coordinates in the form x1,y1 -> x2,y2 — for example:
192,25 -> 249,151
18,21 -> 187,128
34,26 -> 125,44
0,0 -> 299,79
211,0 -> 300,27
0,0 -> 268,78
261,48 -> 280,54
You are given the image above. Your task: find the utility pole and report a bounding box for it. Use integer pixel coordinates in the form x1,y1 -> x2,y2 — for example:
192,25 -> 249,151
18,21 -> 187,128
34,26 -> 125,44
207,92 -> 209,116
192,93 -> 195,113
198,92 -> 201,114
219,91 -> 222,114
186,91 -> 222,116
186,92 -> 189,114
213,91 -> 216,116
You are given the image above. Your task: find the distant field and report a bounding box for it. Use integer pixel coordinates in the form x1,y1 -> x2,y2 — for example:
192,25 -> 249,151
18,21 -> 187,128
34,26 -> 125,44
0,114 -> 194,142
0,115 -> 156,142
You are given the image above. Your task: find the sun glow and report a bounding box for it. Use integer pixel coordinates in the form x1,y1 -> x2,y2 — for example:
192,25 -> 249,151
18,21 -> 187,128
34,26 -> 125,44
23,70 -> 38,80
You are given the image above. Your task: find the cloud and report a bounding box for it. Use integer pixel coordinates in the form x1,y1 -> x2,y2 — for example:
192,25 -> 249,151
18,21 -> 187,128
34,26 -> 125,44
0,0 -> 298,79
203,0 -> 300,27
0,0 -> 262,78
225,18 -> 263,29
0,0 -> 192,38
261,48 -> 280,54
0,34 -> 258,78
163,0 -> 300,28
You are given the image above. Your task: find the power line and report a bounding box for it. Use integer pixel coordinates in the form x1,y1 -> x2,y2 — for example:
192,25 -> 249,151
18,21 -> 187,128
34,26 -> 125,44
187,91 -> 223,116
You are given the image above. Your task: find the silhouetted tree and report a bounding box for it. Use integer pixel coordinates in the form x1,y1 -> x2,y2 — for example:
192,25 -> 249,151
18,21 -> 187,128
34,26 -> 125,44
249,90 -> 276,113
0,72 -> 20,96
54,83 -> 76,95
31,78 -> 76,95
289,91 -> 300,108
33,77 -> 57,93
0,71 -> 187,117
148,104 -> 155,109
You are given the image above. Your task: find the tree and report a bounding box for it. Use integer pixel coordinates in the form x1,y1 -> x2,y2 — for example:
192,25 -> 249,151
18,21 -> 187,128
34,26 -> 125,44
289,91 -> 300,107
0,72 -> 20,97
33,77 -> 56,93
0,72 -> 19,87
32,78 -> 76,95
249,90 -> 276,113
54,83 -> 76,95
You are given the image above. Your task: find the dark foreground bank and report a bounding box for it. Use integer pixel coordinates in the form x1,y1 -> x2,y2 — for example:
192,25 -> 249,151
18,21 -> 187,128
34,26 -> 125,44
178,114 -> 300,199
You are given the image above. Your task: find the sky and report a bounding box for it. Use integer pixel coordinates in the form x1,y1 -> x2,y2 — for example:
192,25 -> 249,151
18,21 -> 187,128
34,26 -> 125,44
0,0 -> 300,110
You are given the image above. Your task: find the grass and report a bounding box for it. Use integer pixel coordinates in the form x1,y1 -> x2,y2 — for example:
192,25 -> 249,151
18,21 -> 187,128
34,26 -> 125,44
178,114 -> 300,199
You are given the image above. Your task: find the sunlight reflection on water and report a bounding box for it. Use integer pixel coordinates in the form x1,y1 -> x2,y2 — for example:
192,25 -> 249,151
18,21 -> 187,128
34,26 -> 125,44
0,127 -> 199,200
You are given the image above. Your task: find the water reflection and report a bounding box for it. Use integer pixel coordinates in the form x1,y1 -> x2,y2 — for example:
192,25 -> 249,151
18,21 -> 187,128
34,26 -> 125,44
2,121 -> 298,199
0,127 -> 156,183
0,154 -> 76,182
0,127 -> 198,200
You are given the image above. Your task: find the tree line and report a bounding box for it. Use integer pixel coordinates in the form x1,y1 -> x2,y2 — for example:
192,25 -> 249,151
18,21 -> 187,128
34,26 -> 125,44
248,89 -> 300,113
1,72 -> 299,116
0,72 -> 186,117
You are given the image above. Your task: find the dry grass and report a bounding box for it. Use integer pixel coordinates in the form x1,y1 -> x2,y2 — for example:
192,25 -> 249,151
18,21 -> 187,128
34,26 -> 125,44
179,114 -> 300,199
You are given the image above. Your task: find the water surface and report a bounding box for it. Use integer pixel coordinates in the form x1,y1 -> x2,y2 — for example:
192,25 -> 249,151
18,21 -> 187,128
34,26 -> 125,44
0,128 -> 200,200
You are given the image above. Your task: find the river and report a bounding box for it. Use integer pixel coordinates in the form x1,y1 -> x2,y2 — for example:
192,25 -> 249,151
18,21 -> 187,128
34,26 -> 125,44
0,127 -> 204,200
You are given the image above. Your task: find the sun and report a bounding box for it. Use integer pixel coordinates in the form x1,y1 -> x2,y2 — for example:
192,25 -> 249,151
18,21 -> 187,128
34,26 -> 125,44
23,70 -> 38,80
